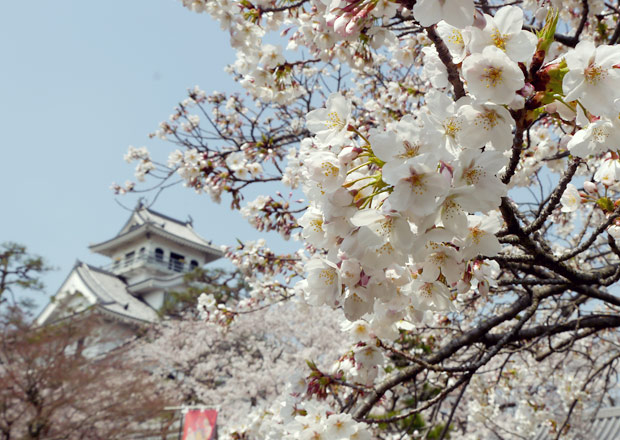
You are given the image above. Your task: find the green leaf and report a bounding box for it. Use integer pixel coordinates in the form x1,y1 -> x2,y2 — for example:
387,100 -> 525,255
537,8 -> 560,54
597,197 -> 615,213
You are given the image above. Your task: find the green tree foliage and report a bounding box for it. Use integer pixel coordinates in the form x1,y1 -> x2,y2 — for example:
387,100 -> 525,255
159,266 -> 247,319
0,242 -> 52,311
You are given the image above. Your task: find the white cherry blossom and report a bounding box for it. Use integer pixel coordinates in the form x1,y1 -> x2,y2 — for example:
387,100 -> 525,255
298,206 -> 328,248
563,40 -> 620,116
560,183 -> 581,212
302,257 -> 342,307
459,214 -> 502,260
594,155 -> 620,186
412,278 -> 456,312
458,101 -> 515,150
421,46 -> 450,89
567,118 -> 620,158
469,6 -> 537,63
413,0 -> 474,29
436,21 -> 469,63
306,93 -> 352,146
383,163 -> 450,217
452,149 -> 507,212
462,46 -> 525,104
421,91 -> 470,157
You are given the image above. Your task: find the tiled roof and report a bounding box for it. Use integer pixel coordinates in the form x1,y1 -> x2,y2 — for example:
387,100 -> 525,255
90,206 -> 224,258
590,407 -> 620,439
76,263 -> 159,323
533,407 -> 620,440
37,262 -> 160,326
129,206 -> 217,248
41,205 -> 223,326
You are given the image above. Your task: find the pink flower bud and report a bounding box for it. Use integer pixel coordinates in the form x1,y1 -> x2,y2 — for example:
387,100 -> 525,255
583,181 -> 598,194
338,146 -> 359,165
519,83 -> 535,98
333,14 -> 349,36
345,19 -> 360,36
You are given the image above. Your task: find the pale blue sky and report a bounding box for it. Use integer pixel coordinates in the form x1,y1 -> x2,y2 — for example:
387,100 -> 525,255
0,1 -> 291,308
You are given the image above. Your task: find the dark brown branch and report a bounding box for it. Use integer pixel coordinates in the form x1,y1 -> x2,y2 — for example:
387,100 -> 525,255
437,375 -> 471,440
557,209 -> 620,262
425,26 -> 466,100
524,158 -> 581,234
610,19 -> 620,44
359,372 -> 474,424
482,314 -> 620,345
499,197 -> 616,285
354,291 -> 536,418
500,112 -> 524,185
535,327 -> 601,361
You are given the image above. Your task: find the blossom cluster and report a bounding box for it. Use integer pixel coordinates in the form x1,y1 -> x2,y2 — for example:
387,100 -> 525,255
138,299 -> 351,435
118,0 -> 620,437
293,9 -> 541,330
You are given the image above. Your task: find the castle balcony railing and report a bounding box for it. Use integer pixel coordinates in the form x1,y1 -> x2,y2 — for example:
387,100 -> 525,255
103,251 -> 196,275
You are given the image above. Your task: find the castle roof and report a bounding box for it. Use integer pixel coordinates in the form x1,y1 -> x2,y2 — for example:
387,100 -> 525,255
89,204 -> 223,262
37,204 -> 223,327
534,406 -> 620,440
36,261 -> 160,326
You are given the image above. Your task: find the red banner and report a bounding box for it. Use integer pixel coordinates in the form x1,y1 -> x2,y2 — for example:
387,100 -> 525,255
182,409 -> 217,440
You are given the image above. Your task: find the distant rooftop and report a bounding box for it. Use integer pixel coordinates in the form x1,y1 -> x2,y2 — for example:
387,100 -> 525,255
533,406 -> 620,440
89,203 -> 223,260
36,261 -> 160,326
37,203 -> 224,326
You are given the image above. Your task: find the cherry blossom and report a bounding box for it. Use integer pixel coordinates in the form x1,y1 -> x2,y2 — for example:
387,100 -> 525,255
413,0 -> 475,29
560,183 -> 581,212
469,6 -> 537,63
116,1 -> 620,437
563,40 -> 620,116
462,46 -> 525,104
306,93 -> 353,146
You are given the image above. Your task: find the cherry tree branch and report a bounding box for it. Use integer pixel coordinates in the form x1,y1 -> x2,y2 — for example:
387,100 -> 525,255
425,26 -> 466,100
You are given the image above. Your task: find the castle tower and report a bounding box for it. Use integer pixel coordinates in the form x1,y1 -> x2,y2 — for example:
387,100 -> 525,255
36,203 -> 223,326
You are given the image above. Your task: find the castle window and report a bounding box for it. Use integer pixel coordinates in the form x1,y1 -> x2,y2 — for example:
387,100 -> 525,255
169,252 -> 185,272
125,251 -> 135,266
155,248 -> 164,262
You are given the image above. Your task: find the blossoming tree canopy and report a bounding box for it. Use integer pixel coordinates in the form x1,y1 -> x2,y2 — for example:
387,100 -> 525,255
120,0 -> 620,438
